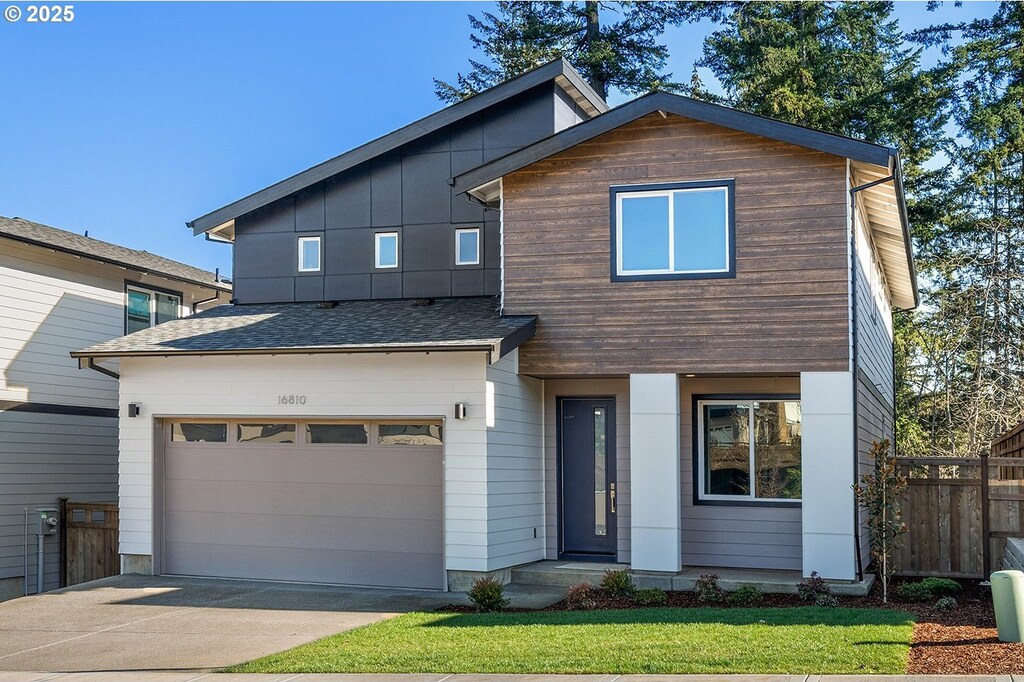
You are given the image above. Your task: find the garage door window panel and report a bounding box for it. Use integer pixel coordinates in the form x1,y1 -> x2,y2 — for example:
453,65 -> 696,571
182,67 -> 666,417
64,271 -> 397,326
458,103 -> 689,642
171,422 -> 228,443
378,423 -> 443,446
306,423 -> 369,445
237,423 -> 296,444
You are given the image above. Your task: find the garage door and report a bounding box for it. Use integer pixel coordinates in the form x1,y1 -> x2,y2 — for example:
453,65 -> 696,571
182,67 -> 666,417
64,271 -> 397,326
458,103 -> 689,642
161,419 -> 444,589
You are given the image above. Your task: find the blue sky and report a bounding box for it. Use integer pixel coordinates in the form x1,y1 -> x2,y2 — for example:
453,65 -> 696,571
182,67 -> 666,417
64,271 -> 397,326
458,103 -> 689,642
0,1 -> 996,277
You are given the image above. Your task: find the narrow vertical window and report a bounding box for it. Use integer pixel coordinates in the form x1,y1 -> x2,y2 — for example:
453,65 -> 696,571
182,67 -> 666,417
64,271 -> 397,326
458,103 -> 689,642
298,236 -> 321,272
594,407 -> 607,536
126,288 -> 152,334
455,228 -> 480,266
375,232 -> 399,269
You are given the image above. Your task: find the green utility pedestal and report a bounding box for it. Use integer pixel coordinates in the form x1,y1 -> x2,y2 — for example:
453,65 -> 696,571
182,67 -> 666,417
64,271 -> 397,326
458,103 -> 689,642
991,570 -> 1024,642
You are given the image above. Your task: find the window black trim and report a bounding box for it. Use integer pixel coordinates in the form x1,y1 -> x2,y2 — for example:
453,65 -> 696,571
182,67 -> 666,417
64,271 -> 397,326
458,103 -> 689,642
691,392 -> 801,508
124,280 -> 183,335
609,179 -> 736,282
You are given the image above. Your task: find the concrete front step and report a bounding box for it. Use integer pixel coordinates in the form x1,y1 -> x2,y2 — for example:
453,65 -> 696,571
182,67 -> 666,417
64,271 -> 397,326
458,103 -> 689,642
511,561 -> 875,597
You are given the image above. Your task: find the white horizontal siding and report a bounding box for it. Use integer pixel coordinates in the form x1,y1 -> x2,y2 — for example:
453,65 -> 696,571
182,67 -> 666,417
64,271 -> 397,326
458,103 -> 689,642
117,351 -> 492,572
485,350 -> 544,570
0,237 -> 225,410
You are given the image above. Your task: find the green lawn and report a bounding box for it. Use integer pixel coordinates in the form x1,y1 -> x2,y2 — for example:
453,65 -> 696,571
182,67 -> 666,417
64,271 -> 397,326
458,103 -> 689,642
228,607 -> 915,675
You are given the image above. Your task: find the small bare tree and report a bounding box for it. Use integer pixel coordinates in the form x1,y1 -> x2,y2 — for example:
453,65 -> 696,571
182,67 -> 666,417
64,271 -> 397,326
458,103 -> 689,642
853,439 -> 908,602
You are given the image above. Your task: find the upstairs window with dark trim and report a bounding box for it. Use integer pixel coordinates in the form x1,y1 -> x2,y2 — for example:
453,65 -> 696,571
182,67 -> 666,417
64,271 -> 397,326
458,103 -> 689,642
611,180 -> 735,281
697,398 -> 802,504
126,285 -> 180,334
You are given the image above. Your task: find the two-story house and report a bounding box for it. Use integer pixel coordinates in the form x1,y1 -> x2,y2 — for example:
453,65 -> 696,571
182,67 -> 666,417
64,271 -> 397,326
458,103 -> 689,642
0,216 -> 229,600
73,59 -> 915,591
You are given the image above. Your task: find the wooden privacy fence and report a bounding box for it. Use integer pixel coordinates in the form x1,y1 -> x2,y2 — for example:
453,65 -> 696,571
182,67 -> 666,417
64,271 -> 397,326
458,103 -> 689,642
894,454 -> 1024,579
59,499 -> 120,587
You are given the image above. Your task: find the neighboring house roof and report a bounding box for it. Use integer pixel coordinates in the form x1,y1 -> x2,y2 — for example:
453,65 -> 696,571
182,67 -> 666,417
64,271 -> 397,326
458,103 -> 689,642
0,216 -> 231,292
453,90 -> 918,310
186,58 -> 609,237
72,297 -> 537,362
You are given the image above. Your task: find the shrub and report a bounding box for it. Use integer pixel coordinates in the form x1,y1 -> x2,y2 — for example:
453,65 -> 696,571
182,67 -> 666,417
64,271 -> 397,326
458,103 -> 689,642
816,593 -> 840,608
600,569 -> 636,597
895,581 -> 933,602
852,439 -> 908,602
468,577 -> 509,612
695,573 -> 724,603
921,577 -> 962,597
726,585 -> 763,606
564,582 -> 597,610
634,587 -> 667,606
797,571 -> 832,602
934,596 -> 958,611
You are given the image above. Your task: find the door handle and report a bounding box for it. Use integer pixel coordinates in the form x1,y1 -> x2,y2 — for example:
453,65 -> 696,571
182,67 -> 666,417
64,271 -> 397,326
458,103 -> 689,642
610,482 -> 616,514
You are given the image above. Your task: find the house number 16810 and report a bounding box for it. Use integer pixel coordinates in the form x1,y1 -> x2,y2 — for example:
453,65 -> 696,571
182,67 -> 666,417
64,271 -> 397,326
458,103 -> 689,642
278,394 -> 307,405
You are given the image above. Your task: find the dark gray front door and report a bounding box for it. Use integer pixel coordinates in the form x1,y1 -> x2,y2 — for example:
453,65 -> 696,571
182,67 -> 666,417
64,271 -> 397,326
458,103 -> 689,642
558,397 -> 616,560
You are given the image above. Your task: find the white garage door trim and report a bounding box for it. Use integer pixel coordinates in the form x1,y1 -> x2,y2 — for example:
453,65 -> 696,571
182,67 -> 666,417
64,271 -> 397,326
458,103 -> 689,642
154,417 -> 445,589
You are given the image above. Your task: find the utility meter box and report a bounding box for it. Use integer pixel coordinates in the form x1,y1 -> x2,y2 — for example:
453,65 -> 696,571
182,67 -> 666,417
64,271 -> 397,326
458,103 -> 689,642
992,570 -> 1024,642
36,508 -> 58,536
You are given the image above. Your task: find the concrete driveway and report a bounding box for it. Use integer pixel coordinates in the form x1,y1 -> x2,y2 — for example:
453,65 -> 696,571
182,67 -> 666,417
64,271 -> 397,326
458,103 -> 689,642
0,574 -> 471,672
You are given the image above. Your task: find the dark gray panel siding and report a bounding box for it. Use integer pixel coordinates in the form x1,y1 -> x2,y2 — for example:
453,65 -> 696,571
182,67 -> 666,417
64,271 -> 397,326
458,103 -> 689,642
0,410 -> 118,597
233,84 -> 566,303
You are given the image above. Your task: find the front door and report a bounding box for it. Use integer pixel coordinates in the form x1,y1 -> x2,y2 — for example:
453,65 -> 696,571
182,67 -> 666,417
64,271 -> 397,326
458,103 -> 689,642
558,397 -> 616,560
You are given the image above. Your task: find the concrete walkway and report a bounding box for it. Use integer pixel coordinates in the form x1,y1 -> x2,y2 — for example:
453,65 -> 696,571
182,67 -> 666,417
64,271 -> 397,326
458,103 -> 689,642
0,575 -> 562,673
0,674 -> 1021,681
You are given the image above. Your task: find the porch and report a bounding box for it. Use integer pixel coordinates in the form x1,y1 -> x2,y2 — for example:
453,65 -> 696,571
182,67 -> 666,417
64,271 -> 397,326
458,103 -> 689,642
511,560 -> 875,597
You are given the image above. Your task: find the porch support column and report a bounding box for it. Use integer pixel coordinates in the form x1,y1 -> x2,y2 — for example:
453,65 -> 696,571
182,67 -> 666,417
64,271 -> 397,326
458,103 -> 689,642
800,371 -> 857,581
629,373 -> 682,572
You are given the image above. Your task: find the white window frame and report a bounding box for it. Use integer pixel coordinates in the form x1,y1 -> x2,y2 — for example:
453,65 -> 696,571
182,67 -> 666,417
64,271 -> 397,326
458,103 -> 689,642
126,285 -> 181,331
615,185 -> 731,277
696,398 -> 802,504
375,231 -> 399,269
455,227 -> 480,266
297,236 -> 321,272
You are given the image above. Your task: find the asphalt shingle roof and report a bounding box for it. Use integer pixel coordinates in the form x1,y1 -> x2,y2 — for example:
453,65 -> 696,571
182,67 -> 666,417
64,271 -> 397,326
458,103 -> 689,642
72,297 -> 537,360
0,216 -> 230,291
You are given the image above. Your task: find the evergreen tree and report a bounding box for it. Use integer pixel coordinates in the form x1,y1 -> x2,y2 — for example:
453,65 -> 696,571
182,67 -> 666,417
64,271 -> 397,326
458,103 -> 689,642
435,1 -> 690,103
904,2 -> 1024,453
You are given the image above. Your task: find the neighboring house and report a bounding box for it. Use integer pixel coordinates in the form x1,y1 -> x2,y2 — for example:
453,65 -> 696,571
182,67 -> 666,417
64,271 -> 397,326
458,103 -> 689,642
73,59 -> 915,591
0,216 -> 229,600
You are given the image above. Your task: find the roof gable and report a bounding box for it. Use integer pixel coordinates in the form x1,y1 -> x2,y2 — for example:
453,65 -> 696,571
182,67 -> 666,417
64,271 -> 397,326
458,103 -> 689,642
453,91 -> 895,194
187,58 -> 608,236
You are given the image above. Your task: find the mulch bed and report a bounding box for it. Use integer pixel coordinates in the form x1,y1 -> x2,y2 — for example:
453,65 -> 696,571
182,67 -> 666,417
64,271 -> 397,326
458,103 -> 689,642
440,577 -> 1024,674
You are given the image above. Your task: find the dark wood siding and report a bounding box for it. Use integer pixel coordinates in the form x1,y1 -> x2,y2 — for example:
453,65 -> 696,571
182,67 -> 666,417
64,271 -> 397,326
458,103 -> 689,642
502,113 -> 851,376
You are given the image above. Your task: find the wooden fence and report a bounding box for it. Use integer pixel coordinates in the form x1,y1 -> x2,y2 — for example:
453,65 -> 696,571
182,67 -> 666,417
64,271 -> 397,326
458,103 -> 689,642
894,454 -> 1024,578
59,499 -> 120,587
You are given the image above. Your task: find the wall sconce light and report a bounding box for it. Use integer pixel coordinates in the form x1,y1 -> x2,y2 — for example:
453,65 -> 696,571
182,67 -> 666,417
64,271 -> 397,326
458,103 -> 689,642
128,403 -> 141,418
454,402 -> 467,420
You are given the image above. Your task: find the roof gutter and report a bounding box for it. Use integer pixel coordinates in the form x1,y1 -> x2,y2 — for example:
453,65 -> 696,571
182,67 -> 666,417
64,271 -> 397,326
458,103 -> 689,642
890,152 -> 920,310
71,342 -> 505,362
77,357 -> 119,380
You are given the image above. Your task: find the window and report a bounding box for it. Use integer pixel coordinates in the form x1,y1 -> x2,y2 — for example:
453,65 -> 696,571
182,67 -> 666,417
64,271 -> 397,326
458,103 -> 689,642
455,228 -> 480,266
611,180 -> 733,280
126,285 -> 180,334
698,399 -> 801,503
378,423 -> 443,446
307,423 -> 368,444
237,423 -> 296,444
298,236 -> 321,272
375,232 -> 399,269
171,422 -> 227,443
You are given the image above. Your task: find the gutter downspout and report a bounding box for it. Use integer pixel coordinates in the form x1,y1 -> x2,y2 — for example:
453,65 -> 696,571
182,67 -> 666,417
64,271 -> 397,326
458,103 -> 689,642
850,169 -> 897,583
78,357 -> 120,380
192,290 -> 222,314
